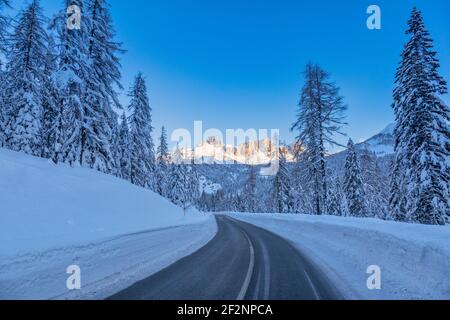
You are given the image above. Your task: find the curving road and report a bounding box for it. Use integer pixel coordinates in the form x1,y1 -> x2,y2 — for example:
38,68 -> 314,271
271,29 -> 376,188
108,215 -> 341,300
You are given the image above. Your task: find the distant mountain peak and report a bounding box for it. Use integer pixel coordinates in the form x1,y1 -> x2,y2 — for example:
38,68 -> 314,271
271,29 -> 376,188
355,123 -> 395,157
380,123 -> 395,135
174,123 -> 397,164
179,138 -> 295,165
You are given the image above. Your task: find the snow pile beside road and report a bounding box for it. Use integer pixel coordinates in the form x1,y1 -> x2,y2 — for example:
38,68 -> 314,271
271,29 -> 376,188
0,221 -> 216,300
232,213 -> 450,300
0,148 -> 217,299
0,148 -> 211,257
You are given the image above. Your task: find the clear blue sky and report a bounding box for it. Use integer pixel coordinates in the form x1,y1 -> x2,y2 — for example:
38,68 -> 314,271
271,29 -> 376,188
11,0 -> 450,148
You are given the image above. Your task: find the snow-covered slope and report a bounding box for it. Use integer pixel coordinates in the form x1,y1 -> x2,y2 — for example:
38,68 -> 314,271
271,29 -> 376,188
232,213 -> 450,300
0,148 -> 213,257
355,123 -> 395,157
199,175 -> 222,195
0,148 -> 217,299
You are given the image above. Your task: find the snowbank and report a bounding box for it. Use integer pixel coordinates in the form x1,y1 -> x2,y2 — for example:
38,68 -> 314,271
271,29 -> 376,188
0,149 -> 217,299
0,221 -> 216,300
231,213 -> 450,300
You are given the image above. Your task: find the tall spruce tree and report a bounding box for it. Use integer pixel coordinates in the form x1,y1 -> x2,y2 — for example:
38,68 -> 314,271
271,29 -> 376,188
0,0 -> 8,147
167,145 -> 190,213
80,0 -> 123,173
114,113 -> 131,181
186,164 -> 200,208
291,63 -> 347,215
50,0 -> 91,165
0,0 -> 10,138
273,149 -> 292,213
0,74 -> 5,147
86,0 -> 122,108
0,0 -> 10,54
41,35 -> 59,159
343,139 -> 367,217
157,126 -> 169,163
390,8 -> 449,225
128,73 -> 155,188
3,0 -> 47,156
289,156 -> 313,214
327,175 -> 343,216
108,111 -> 120,175
229,192 -> 240,212
167,164 -> 188,210
360,150 -> 389,219
0,60 -> 7,147
242,165 -> 258,212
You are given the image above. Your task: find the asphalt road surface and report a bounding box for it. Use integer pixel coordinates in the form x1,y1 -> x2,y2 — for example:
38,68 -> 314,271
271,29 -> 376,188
108,215 -> 341,300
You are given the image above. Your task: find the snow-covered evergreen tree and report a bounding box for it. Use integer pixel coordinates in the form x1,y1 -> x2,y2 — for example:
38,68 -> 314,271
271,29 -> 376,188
155,126 -> 169,196
80,85 -> 114,172
273,149 -> 292,213
167,145 -> 190,213
41,35 -> 60,159
213,189 -> 226,212
108,111 -> 120,175
0,62 -> 7,147
128,73 -> 155,188
80,0 -> 123,173
288,156 -> 312,215
390,8 -> 449,225
86,0 -> 122,108
0,1 -> 10,137
242,165 -> 258,212
157,126 -> 169,163
327,176 -> 343,216
186,164 -> 200,207
167,164 -> 189,211
50,0 -> 91,165
360,150 -> 389,219
113,113 -> 131,180
229,192 -> 240,212
343,139 -> 367,217
197,191 -> 209,212
291,63 -> 347,215
0,0 -> 10,55
3,0 -> 47,156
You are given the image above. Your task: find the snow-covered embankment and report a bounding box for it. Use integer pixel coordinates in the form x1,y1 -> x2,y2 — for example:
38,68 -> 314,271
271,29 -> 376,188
232,213 -> 450,300
0,149 -> 217,299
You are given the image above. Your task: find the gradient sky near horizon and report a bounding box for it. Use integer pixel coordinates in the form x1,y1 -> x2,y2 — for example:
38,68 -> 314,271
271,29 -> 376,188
10,0 -> 450,149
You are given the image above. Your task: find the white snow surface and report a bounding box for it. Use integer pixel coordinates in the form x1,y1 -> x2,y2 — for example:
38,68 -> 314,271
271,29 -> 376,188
230,213 -> 450,300
0,148 -> 217,299
199,175 -> 222,195
380,123 -> 395,135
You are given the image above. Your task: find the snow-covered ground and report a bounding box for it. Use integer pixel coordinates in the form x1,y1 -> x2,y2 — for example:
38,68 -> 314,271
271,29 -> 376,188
0,149 -> 217,299
2,148 -> 449,300
0,221 -> 216,300
231,213 -> 450,300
